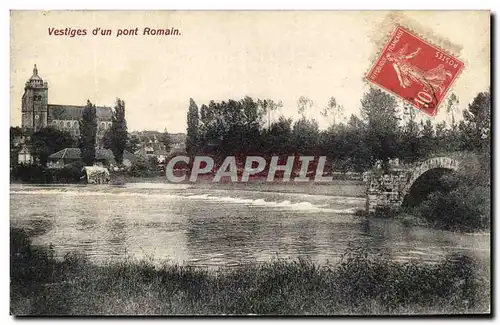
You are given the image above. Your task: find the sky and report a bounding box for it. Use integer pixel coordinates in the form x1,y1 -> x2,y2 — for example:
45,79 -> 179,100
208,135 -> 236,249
10,10 -> 490,133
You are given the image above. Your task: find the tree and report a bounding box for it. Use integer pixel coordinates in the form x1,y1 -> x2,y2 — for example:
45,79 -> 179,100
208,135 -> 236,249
459,91 -> 490,153
434,121 -> 447,152
197,96 -> 267,158
320,114 -> 371,172
418,119 -> 435,158
238,96 -> 266,155
258,98 -> 283,128
441,93 -> 463,152
186,98 -> 200,156
79,100 -> 98,166
291,117 -> 320,155
125,134 -> 140,153
261,115 -> 293,155
445,93 -> 460,129
10,127 -> 24,166
360,87 -> 400,170
199,101 -> 223,151
297,96 -> 314,118
29,127 -> 74,166
102,129 -> 112,150
109,98 -> 128,165
345,114 -> 372,171
10,126 -> 23,147
103,128 -> 137,154
160,129 -> 172,153
398,102 -> 421,163
321,96 -> 344,127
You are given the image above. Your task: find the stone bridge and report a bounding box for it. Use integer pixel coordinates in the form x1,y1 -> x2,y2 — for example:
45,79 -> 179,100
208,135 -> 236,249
365,156 -> 461,213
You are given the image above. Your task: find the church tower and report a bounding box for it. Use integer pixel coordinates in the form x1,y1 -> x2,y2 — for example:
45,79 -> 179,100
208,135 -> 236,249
21,64 -> 48,131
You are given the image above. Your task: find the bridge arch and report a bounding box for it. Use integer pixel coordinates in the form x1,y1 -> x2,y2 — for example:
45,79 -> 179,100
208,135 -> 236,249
400,157 -> 459,204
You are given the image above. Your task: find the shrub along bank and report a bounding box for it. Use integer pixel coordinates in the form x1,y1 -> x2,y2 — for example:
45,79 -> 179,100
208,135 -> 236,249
10,163 -> 85,184
403,155 -> 491,232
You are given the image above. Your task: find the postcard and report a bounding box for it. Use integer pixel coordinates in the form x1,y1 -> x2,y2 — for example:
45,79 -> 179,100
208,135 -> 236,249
9,10 -> 491,316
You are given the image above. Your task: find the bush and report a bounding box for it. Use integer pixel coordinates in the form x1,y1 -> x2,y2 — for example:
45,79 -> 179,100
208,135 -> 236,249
117,157 -> 162,178
52,163 -> 85,183
334,247 -> 488,313
407,161 -> 491,232
11,163 -> 86,184
402,153 -> 491,232
10,228 -> 56,290
372,206 -> 399,218
415,185 -> 490,232
10,164 -> 53,184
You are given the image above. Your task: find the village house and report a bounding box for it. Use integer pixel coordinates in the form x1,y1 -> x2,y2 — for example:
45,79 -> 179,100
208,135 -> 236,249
134,142 -> 169,163
131,131 -> 187,163
47,148 -> 137,169
17,144 -> 34,164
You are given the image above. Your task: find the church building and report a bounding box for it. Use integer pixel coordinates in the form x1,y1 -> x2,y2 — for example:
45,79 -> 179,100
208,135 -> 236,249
21,65 -> 113,145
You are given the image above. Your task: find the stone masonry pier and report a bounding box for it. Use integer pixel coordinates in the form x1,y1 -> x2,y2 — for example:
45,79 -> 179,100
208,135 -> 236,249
365,156 -> 460,213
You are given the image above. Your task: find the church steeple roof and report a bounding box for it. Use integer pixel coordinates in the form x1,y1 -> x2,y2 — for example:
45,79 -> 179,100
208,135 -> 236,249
30,64 -> 42,81
25,64 -> 46,90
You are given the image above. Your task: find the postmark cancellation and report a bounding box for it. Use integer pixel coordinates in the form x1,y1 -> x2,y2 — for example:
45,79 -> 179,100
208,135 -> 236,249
366,25 -> 465,116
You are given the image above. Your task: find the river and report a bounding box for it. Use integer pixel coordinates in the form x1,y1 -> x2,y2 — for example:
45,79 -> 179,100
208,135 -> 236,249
10,183 -> 490,267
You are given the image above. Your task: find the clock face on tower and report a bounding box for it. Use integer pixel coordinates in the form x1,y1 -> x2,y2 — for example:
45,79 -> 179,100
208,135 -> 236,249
35,115 -> 39,120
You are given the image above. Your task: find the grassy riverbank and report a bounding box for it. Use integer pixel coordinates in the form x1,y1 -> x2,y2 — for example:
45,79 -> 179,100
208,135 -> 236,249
11,228 -> 490,316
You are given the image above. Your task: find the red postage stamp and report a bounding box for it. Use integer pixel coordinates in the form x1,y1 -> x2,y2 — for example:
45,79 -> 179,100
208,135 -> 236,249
366,26 -> 465,116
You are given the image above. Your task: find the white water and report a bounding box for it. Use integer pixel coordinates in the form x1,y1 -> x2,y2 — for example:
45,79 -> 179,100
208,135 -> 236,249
10,183 -> 489,267
11,185 -> 362,214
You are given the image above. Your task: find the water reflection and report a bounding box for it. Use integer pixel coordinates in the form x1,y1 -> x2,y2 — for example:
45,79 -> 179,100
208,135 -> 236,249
21,214 -> 55,237
10,184 -> 490,268
76,217 -> 99,231
105,215 -> 128,256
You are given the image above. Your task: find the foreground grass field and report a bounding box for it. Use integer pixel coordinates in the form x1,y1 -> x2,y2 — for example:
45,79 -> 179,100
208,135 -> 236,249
10,228 -> 490,316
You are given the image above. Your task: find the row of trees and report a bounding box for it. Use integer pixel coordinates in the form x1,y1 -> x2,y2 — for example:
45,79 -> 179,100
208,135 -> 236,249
68,98 -> 129,166
185,87 -> 490,172
74,98 -> 130,166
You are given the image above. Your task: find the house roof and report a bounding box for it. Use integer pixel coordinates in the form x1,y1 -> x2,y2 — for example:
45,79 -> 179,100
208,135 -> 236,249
48,104 -> 113,121
49,148 -> 138,164
136,142 -> 170,155
149,142 -> 169,154
130,131 -> 186,145
49,148 -> 81,160
130,131 -> 162,140
169,133 -> 187,143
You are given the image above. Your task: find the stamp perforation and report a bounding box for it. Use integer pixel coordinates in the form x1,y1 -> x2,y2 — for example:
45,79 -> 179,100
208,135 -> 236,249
364,23 -> 466,117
